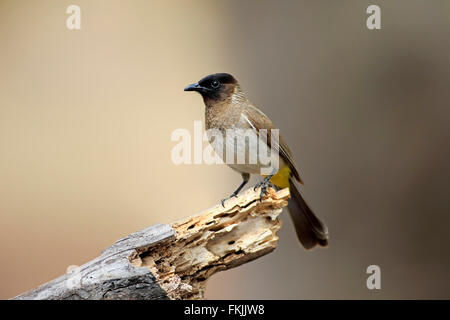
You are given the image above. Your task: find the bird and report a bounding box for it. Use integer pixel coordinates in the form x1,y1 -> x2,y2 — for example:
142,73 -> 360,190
184,73 -> 329,249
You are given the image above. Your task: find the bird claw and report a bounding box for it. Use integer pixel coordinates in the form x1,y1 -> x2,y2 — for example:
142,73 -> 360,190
254,178 -> 275,201
221,193 -> 239,207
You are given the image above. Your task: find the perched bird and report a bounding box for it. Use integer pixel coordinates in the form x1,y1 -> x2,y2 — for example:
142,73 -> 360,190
184,73 -> 328,249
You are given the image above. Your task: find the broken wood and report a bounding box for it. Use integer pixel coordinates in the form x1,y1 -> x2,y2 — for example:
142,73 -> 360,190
13,187 -> 289,300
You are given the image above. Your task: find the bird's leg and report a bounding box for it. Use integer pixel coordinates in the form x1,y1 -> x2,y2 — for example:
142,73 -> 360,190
254,175 -> 275,201
221,173 -> 250,207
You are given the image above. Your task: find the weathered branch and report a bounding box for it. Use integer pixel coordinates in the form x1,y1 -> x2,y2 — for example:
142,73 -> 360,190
13,187 -> 289,300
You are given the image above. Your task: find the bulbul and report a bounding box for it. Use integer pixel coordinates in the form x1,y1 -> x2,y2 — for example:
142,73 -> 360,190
184,73 -> 329,249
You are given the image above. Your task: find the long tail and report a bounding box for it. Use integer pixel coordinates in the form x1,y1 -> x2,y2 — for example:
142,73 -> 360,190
287,177 -> 329,249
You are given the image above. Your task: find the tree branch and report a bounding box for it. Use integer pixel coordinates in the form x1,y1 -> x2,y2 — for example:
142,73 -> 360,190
13,187 -> 289,300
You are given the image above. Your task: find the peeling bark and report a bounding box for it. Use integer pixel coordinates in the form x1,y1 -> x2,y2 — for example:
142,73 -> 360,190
13,187 -> 289,300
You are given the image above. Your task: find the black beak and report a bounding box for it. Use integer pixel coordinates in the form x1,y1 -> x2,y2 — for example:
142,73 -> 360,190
184,82 -> 202,92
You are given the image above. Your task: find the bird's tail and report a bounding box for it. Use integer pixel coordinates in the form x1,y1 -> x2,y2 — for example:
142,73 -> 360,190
287,177 -> 329,249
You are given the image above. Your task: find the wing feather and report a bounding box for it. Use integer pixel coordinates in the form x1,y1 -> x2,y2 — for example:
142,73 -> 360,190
241,105 -> 303,184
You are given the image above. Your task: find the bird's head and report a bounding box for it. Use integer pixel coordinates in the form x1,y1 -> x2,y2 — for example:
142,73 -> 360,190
184,73 -> 241,103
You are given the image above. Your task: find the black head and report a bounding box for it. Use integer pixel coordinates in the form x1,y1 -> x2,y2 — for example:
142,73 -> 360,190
184,73 -> 237,101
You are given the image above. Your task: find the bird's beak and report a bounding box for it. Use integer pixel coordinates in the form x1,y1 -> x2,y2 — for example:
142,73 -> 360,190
184,82 -> 202,92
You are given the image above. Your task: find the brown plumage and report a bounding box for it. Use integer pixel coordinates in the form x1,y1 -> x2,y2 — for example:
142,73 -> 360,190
184,73 -> 328,249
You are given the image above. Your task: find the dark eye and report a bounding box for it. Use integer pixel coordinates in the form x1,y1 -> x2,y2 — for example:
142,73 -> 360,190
211,80 -> 220,89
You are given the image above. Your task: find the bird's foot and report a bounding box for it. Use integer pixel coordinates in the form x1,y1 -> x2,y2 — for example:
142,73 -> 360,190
221,192 -> 239,207
254,178 -> 275,201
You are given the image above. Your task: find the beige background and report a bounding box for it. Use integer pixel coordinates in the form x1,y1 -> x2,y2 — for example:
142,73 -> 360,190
0,0 -> 449,299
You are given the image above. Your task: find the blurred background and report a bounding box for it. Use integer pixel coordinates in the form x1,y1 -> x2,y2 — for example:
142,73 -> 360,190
1,0 -> 449,299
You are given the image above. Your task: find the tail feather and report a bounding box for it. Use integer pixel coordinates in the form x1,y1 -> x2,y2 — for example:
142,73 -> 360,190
287,177 -> 329,249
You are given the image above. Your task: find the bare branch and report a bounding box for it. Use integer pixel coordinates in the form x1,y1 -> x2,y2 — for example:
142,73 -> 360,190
13,187 -> 289,300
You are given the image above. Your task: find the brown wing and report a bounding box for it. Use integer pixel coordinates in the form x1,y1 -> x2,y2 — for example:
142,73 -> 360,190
242,104 -> 303,184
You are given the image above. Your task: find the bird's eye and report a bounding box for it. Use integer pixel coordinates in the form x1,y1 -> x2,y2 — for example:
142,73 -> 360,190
211,80 -> 220,89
